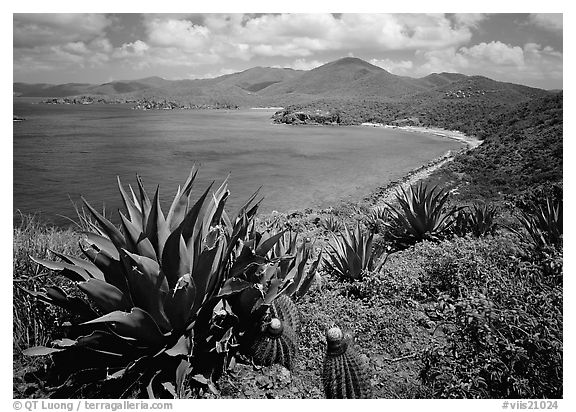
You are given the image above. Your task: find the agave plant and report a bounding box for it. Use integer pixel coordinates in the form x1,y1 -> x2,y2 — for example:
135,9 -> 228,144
22,167 -> 316,398
516,196 -> 562,249
322,215 -> 343,233
383,182 -> 458,249
323,222 -> 377,281
452,204 -> 498,238
363,206 -> 388,234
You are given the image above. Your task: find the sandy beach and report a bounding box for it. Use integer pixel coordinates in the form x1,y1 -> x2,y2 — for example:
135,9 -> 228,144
360,122 -> 483,149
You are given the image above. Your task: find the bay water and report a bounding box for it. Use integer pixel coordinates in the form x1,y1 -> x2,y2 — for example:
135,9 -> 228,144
13,99 -> 461,227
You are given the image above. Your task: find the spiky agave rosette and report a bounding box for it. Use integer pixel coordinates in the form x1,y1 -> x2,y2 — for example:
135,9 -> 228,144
322,327 -> 372,399
23,166 -> 325,397
22,167 -> 268,397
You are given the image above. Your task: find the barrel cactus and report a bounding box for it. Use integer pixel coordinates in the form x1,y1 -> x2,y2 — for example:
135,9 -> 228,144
250,317 -> 297,370
322,326 -> 372,399
271,294 -> 300,335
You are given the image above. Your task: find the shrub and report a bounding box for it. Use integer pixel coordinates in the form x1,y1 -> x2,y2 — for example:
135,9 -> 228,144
452,203 -> 498,238
416,235 -> 562,398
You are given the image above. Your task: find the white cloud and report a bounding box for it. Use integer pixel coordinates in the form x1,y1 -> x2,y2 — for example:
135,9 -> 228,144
416,41 -> 562,88
133,13 -> 476,66
370,58 -> 414,75
14,14 -> 112,48
282,59 -> 325,71
528,14 -> 563,32
451,13 -> 488,28
460,41 -> 524,66
146,18 -> 211,52
189,68 -> 237,79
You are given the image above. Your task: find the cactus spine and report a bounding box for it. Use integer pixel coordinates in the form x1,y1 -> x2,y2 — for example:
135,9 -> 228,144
272,294 -> 301,335
322,327 -> 372,399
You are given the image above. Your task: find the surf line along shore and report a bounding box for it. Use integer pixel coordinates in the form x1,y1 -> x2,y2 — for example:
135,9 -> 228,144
359,123 -> 483,208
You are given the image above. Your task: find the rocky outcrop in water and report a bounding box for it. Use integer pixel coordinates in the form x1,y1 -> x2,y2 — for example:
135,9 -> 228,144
272,108 -> 341,125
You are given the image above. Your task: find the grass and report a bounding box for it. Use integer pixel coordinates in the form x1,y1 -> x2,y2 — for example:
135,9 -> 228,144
13,213 -> 83,398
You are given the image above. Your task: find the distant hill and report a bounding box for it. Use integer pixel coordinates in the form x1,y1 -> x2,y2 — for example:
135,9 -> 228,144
14,57 -> 553,111
259,57 -> 427,99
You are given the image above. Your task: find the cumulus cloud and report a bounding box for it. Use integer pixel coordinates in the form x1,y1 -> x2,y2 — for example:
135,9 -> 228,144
460,41 -> 524,66
14,14 -> 112,48
528,14 -> 563,32
370,58 -> 414,75
282,59 -> 325,71
136,13 -> 475,65
451,13 -> 488,28
416,41 -> 562,87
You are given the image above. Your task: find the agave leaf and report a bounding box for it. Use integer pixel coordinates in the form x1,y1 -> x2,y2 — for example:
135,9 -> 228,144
78,278 -> 132,313
117,176 -> 143,232
295,248 -> 323,300
136,175 -> 152,227
80,243 -> 131,297
216,278 -> 252,298
81,308 -> 166,348
165,335 -> 192,357
175,359 -> 191,398
200,178 -> 229,239
82,232 -> 120,260
122,250 -> 171,331
49,250 -> 105,281
23,346 -> 65,356
255,230 -> 286,256
166,166 -> 199,231
164,273 -> 196,331
162,231 -> 190,290
190,245 -> 220,313
52,338 -> 78,348
145,186 -> 171,260
204,238 -> 228,300
81,196 -> 126,251
23,286 -> 96,319
30,256 -> 92,282
73,330 -> 140,356
181,183 -> 213,243
236,187 -> 262,218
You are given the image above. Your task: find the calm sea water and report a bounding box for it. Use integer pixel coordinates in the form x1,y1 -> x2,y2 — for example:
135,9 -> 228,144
13,99 -> 461,227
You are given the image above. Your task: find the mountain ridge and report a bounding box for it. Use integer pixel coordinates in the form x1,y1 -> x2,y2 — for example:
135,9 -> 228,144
13,57 -> 553,105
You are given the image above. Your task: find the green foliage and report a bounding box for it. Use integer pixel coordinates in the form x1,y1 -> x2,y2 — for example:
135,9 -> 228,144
443,93 -> 562,203
321,215 -> 343,233
452,203 -> 498,238
22,168 -> 321,398
383,183 -> 457,250
415,235 -> 562,398
13,214 -> 82,355
516,195 -> 562,251
363,206 -> 388,235
323,222 -> 376,281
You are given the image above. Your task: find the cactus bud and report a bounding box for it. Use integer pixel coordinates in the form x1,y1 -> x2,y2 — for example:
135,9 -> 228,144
322,327 -> 372,399
251,318 -> 297,370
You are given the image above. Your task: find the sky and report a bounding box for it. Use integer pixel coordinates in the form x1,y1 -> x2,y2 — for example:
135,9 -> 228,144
13,13 -> 563,90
